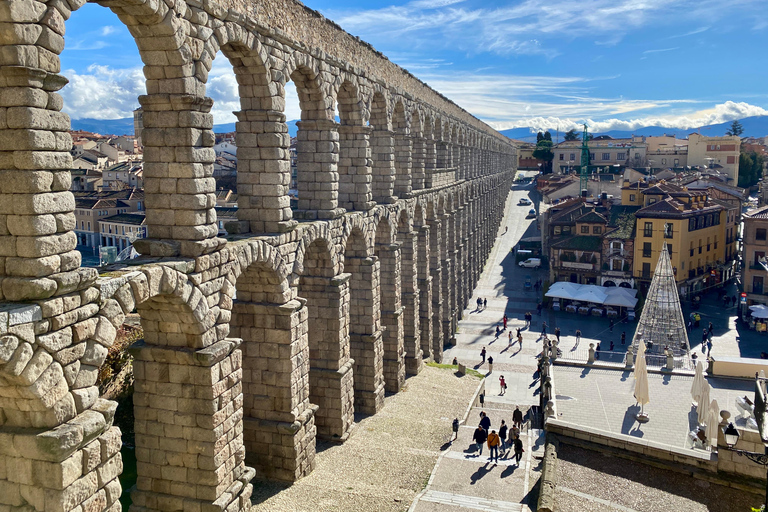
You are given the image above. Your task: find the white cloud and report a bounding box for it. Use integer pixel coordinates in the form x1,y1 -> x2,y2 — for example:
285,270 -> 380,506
60,64 -> 145,119
99,26 -> 116,36
489,101 -> 768,133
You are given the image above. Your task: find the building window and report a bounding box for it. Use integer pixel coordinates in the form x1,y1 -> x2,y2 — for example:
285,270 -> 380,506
661,159 -> 666,165
559,154 -> 564,160
563,226 -> 571,234
642,262 -> 651,278
643,242 -> 652,258
629,194 -> 636,201
87,222 -> 90,230
674,159 -> 679,166
593,226 -> 602,234
689,218 -> 696,231
590,152 -> 595,160
554,226 -> 561,235
644,222 -> 653,237
664,223 -> 673,239
617,153 -> 626,160
758,229 -> 767,241
581,225 -> 589,234
611,259 -> 623,271
602,153 -> 610,160
570,153 -> 575,160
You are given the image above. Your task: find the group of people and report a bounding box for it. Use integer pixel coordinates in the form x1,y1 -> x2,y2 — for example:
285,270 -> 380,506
476,297 -> 488,311
471,408 -> 526,464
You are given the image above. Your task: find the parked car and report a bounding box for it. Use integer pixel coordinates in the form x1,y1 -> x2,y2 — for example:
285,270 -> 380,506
518,198 -> 532,206
519,258 -> 541,269
526,208 -> 536,218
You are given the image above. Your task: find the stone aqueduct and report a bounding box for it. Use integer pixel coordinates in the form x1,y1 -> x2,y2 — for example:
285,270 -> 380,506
0,0 -> 516,510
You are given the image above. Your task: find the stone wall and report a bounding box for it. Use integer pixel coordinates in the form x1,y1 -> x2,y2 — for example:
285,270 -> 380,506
0,0 -> 516,510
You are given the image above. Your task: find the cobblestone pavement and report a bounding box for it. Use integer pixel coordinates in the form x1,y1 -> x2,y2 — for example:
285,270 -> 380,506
555,444 -> 763,512
552,365 -> 753,449
249,366 -> 480,512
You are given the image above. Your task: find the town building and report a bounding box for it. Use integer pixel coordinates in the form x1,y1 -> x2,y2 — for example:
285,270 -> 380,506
632,182 -> 728,297
552,136 -> 648,175
102,161 -> 144,191
70,168 -> 102,191
741,206 -> 768,306
98,212 -> 147,252
687,133 -> 741,183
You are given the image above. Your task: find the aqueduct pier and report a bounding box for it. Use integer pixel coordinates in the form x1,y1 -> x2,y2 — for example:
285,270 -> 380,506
0,0 -> 516,510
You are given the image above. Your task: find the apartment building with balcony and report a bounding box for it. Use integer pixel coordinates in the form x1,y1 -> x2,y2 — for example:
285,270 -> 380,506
742,206 -> 768,305
632,182 -> 728,297
553,137 -> 648,175
688,133 -> 741,183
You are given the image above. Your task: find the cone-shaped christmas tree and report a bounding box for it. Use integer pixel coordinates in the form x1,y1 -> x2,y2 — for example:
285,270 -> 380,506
632,244 -> 690,356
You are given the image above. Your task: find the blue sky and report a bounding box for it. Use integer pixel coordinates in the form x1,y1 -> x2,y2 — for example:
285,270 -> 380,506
60,0 -> 768,133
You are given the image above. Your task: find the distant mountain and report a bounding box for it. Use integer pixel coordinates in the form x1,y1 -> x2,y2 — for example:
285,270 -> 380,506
501,115 -> 768,143
70,118 -> 300,138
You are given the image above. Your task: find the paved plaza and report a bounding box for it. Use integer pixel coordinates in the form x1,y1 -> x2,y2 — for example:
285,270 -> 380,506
552,366 -> 753,449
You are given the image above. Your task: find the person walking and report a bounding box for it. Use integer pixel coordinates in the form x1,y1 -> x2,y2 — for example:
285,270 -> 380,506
513,434 -> 525,465
483,298 -> 487,309
512,406 -> 524,429
537,302 -> 543,315
473,425 -> 487,455
525,312 -> 531,326
480,411 -> 491,431
476,297 -> 482,310
732,295 -> 737,307
609,340 -> 614,351
499,375 -> 507,395
687,320 -> 692,333
621,331 -> 626,345
575,329 -> 581,344
488,356 -> 494,372
508,330 -> 513,347
479,392 -> 485,408
554,327 -> 561,343
480,346 -> 487,364
701,329 -> 708,350
487,429 -> 501,463
540,322 -> 547,338
503,314 -> 508,330
452,418 -> 460,441
517,332 -> 523,348
516,327 -> 522,338
499,420 -> 508,452
708,321 -> 713,334
595,342 -> 601,359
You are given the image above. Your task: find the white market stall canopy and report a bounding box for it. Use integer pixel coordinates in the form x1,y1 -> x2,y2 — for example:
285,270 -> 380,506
547,282 -> 638,308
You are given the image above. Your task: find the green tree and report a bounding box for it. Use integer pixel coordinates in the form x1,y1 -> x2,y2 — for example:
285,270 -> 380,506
564,129 -> 579,141
738,151 -> 765,188
536,132 -> 544,142
544,130 -> 552,141
533,139 -> 554,174
726,120 -> 744,137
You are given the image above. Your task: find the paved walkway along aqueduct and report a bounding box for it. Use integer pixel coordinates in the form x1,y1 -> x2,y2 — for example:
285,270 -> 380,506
0,0 -> 515,510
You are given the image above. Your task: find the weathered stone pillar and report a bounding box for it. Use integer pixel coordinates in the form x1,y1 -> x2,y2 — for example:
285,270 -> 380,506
140,94 -> 224,257
394,132 -> 413,198
371,128 -> 396,204
441,213 -> 456,346
232,298 -> 316,481
233,109 -> 295,234
130,338 -> 254,512
301,274 -> 355,440
417,225 -> 433,360
347,256 -> 385,415
399,227 -> 422,375
377,243 -> 405,392
411,135 -> 426,190
337,125 -> 375,211
295,120 -> 344,220
429,217 -> 444,362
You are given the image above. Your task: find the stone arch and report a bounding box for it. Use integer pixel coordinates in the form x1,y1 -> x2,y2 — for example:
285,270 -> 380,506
340,215 -> 374,261
297,237 -> 354,440
411,109 -> 426,190
397,208 -> 422,375
344,226 -> 385,415
230,249 -> 315,481
374,214 -> 404,391
336,80 -> 372,211
393,99 -> 412,197
293,225 -> 340,280
369,90 -> 395,203
286,55 -> 341,218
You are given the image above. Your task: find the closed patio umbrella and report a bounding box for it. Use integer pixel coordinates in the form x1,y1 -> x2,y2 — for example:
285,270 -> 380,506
690,360 -> 707,406
705,399 -> 720,449
634,340 -> 650,422
697,381 -> 711,426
